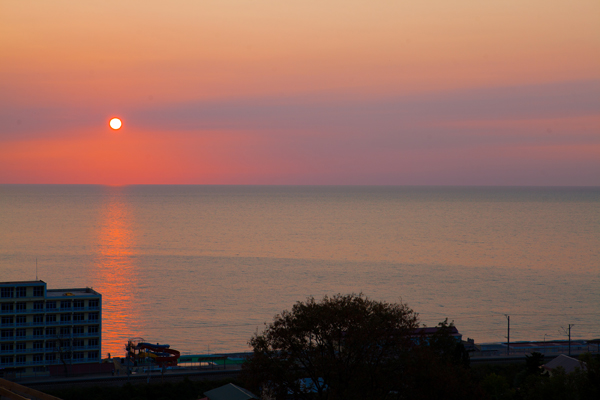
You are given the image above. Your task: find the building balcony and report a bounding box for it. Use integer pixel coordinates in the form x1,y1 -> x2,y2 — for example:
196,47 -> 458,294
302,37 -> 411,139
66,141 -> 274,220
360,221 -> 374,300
1,357 -> 99,368
12,335 -> 45,341
8,332 -> 99,341
75,306 -> 99,311
72,345 -> 100,351
49,306 -> 99,312
14,347 -> 52,354
5,321 -> 53,327
2,307 -> 94,314
3,345 -> 101,356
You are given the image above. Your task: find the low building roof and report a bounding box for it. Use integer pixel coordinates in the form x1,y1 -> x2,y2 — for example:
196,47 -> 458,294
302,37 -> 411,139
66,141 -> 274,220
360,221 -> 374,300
543,354 -> 586,374
204,383 -> 258,400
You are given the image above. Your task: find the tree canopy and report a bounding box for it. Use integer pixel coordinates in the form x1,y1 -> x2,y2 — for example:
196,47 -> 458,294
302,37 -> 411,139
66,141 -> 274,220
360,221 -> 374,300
242,293 -> 479,400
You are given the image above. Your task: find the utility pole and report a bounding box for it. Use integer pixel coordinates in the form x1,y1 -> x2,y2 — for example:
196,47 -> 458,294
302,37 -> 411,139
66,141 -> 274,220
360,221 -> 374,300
505,315 -> 510,355
568,324 -> 574,356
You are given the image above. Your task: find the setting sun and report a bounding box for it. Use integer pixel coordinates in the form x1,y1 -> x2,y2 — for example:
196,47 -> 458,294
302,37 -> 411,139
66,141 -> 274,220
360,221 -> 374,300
109,118 -> 122,130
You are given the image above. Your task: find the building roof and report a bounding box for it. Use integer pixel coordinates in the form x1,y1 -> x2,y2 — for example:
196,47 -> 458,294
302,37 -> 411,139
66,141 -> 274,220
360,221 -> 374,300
0,281 -> 100,297
204,383 -> 258,400
46,288 -> 101,297
543,354 -> 586,374
0,280 -> 45,285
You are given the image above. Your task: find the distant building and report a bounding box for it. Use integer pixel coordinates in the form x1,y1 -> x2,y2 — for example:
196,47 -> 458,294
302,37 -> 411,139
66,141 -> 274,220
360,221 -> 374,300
411,326 -> 463,342
477,340 -> 593,357
0,280 -> 101,378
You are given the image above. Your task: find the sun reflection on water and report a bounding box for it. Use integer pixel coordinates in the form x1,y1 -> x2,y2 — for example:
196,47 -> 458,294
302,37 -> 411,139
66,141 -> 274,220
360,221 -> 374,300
92,186 -> 140,357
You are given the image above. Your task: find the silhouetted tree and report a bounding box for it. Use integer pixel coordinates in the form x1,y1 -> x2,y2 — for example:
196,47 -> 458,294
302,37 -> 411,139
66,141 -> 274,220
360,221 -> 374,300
525,352 -> 545,374
418,319 -> 471,368
242,293 -> 419,400
399,320 -> 482,400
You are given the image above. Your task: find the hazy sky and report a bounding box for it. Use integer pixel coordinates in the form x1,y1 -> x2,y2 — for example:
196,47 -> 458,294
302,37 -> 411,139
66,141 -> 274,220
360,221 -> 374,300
1,1 -> 599,185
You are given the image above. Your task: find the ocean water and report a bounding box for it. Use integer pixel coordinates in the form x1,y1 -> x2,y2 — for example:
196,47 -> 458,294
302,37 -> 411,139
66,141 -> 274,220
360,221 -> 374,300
1,185 -> 599,356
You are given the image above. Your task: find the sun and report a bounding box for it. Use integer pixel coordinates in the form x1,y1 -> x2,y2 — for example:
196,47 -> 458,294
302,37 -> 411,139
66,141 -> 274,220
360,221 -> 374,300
109,118 -> 122,130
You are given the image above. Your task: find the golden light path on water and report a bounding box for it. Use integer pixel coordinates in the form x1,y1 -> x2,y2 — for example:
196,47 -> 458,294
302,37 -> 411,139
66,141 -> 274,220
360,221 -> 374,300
92,187 -> 140,357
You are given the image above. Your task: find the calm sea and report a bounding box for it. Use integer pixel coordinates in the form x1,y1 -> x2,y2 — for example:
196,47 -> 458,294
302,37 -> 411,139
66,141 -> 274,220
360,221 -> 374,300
1,185 -> 599,356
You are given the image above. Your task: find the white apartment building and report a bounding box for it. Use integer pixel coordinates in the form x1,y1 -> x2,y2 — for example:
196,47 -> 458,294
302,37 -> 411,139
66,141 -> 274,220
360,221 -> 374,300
0,280 -> 101,377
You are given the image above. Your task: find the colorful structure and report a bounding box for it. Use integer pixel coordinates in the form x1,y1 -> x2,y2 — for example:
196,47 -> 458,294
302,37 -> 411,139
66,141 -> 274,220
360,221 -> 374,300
126,337 -> 180,368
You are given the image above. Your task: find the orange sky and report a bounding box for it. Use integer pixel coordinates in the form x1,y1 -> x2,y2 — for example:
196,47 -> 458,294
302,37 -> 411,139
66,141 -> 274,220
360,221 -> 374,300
1,1 -> 599,185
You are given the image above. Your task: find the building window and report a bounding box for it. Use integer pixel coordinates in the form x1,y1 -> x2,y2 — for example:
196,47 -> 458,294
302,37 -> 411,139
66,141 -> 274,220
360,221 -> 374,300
15,287 -> 26,298
33,341 -> 44,349
73,326 -> 84,335
46,301 -> 56,310
46,353 -> 55,361
60,314 -> 71,322
16,302 -> 26,311
46,315 -> 56,323
88,313 -> 99,321
73,300 -> 84,309
88,299 -> 99,309
1,288 -> 14,298
1,303 -> 13,312
1,343 -> 13,352
60,340 -> 70,349
16,316 -> 26,325
88,326 -> 98,334
1,356 -> 14,364
1,316 -> 13,326
1,330 -> 14,339
16,329 -> 26,337
33,353 -> 44,362
33,286 -> 44,297
73,313 -> 84,322
88,338 -> 98,347
33,315 -> 44,324
60,327 -> 70,335
87,351 -> 99,359
60,300 -> 71,309
73,352 -> 84,360
33,301 -> 44,310
46,341 -> 55,349
16,355 -> 26,364
73,339 -> 84,348
33,328 -> 44,337
16,342 -> 25,351
45,327 -> 56,336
